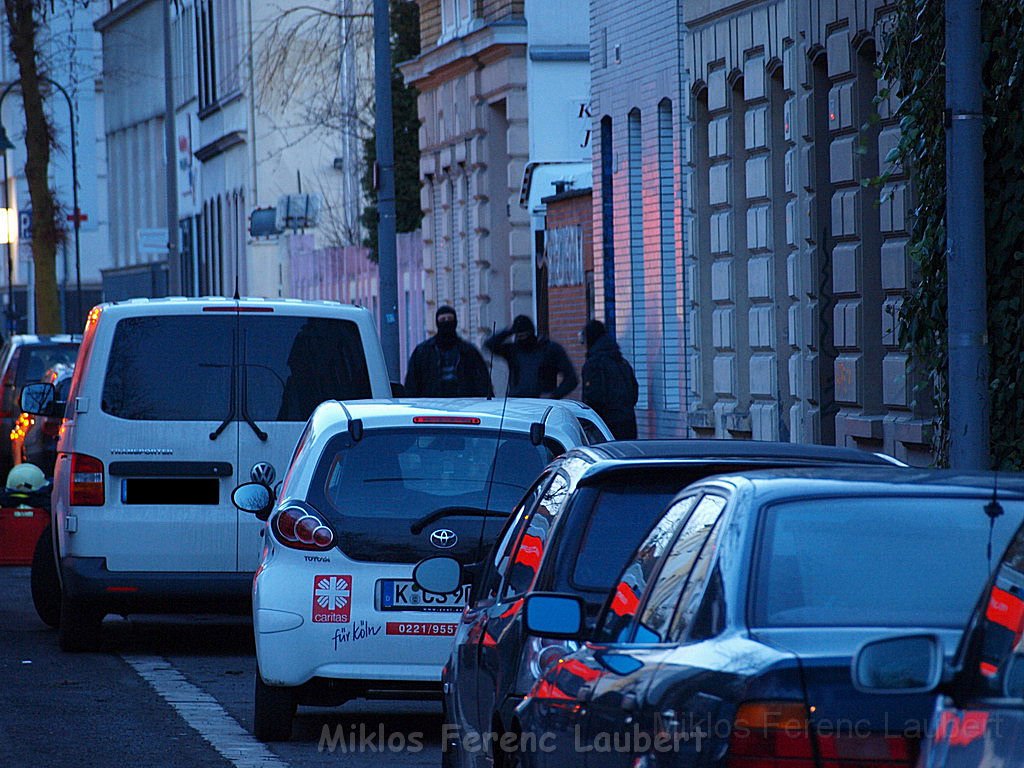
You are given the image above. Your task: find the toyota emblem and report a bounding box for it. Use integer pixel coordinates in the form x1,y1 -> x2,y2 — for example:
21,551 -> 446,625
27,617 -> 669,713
430,529 -> 458,549
250,462 -> 276,486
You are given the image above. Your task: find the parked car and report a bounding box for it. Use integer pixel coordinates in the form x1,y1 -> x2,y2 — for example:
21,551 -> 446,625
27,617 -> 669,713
513,468 -> 1024,768
230,397 -> 610,742
20,298 -> 393,649
0,334 -> 79,477
14,363 -> 74,476
854,490 -> 1024,768
413,442 -> 904,768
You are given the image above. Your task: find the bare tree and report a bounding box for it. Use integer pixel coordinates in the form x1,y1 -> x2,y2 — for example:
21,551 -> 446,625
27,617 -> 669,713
253,1 -> 374,248
3,0 -> 63,333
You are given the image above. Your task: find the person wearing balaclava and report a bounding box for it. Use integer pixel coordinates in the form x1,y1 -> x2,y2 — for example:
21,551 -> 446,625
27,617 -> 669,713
484,314 -> 578,398
404,305 -> 493,397
580,319 -> 639,439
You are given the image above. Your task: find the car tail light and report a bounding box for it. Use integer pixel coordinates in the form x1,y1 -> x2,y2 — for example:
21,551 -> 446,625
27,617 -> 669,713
70,453 -> 104,506
520,635 -> 580,690
272,505 -> 336,551
727,701 -> 918,768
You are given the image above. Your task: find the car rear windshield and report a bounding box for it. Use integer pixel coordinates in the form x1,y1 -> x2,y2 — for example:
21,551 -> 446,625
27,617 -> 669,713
752,497 -> 1024,628
571,482 -> 681,591
102,315 -> 371,421
318,428 -> 553,519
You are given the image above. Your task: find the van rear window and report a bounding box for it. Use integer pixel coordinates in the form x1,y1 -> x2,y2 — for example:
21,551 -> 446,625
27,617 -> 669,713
102,315 -> 372,421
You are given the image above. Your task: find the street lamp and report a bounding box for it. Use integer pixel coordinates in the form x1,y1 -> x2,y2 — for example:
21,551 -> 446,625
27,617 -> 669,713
0,77 -> 83,333
0,123 -> 16,336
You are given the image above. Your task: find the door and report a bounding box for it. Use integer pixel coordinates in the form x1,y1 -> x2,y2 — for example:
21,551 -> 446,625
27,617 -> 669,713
929,523 -> 1024,767
235,311 -> 376,571
89,310 -> 239,572
584,494 -> 727,768
452,475 -> 550,751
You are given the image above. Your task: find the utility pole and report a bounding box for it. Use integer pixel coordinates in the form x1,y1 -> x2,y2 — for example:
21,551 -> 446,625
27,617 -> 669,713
163,0 -> 181,295
373,0 -> 401,381
945,0 -> 990,469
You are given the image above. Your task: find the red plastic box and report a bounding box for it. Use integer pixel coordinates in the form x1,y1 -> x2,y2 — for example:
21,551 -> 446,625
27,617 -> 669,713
0,506 -> 49,565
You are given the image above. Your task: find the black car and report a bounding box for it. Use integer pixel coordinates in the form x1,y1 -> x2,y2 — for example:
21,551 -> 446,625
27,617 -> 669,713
854,486 -> 1024,768
0,334 -> 79,477
415,441 -> 903,768
514,468 -> 1024,768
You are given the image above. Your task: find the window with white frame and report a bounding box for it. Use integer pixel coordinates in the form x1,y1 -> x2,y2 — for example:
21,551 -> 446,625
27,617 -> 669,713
441,0 -> 473,40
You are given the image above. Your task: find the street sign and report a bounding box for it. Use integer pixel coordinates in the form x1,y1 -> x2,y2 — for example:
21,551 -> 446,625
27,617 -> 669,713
18,209 -> 31,242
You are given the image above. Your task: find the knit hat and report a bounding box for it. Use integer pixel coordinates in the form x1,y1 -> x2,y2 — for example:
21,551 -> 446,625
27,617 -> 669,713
436,305 -> 457,326
511,315 -> 535,335
583,319 -> 607,348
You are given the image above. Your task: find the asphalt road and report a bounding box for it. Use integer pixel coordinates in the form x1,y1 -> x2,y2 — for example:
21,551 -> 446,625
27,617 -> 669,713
0,567 -> 443,767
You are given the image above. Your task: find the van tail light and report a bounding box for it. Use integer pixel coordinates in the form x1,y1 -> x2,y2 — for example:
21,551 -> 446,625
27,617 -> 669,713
272,504 -> 336,551
70,453 -> 105,506
727,701 -> 918,768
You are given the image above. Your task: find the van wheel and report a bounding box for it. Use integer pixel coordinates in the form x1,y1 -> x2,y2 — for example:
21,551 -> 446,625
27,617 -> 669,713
58,594 -> 103,652
30,525 -> 61,629
254,673 -> 296,741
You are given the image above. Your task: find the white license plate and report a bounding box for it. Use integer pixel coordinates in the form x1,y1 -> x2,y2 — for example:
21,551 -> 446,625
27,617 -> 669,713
379,579 -> 469,613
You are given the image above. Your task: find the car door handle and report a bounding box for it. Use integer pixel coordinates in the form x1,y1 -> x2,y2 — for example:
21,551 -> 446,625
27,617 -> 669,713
660,709 -> 680,733
621,693 -> 638,713
577,684 -> 593,698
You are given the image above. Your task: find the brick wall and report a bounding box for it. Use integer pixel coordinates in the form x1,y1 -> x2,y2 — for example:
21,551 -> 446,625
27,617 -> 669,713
479,0 -> 523,23
544,189 -> 594,391
418,0 -> 441,51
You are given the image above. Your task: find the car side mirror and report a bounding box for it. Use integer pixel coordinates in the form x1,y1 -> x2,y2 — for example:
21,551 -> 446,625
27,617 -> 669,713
231,481 -> 276,522
20,383 -> 55,416
852,634 -> 944,694
524,593 -> 585,640
413,556 -> 463,595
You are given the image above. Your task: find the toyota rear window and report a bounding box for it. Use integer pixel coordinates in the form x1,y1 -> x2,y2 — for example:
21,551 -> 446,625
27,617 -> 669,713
752,497 -> 1024,628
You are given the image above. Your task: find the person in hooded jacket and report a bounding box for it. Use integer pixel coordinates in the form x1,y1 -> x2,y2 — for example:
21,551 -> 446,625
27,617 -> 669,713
404,305 -> 493,397
581,319 -> 639,439
484,315 -> 578,398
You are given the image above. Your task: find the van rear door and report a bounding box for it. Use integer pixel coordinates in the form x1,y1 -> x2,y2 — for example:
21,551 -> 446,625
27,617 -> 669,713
83,308 -> 239,572
234,305 -> 388,571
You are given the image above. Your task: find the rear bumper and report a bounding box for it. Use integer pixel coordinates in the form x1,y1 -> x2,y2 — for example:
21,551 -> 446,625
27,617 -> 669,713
60,556 -> 253,615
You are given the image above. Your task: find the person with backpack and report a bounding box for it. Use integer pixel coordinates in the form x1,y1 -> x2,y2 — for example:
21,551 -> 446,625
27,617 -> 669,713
580,319 -> 639,439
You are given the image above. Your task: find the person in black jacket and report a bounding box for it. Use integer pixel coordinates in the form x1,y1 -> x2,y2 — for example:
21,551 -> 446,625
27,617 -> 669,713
404,306 -> 493,397
484,315 -> 578,398
581,320 -> 639,439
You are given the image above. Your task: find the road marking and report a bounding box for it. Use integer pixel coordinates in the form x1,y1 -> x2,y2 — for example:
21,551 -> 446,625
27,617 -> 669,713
123,654 -> 288,768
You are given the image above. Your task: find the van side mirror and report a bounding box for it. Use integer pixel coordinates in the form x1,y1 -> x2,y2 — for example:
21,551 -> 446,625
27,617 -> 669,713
852,634 -> 944,694
231,481 -> 275,521
524,593 -> 585,640
20,383 -> 55,416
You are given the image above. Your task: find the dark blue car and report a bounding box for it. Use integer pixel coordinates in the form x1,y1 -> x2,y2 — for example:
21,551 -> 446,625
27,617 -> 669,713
855,488 -> 1024,767
513,468 -> 1024,768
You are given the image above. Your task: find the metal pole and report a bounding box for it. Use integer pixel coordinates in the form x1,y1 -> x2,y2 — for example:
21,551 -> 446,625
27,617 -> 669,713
163,0 -> 181,295
1,151 -> 12,337
373,0 -> 401,380
945,0 -> 990,469
41,79 -> 82,331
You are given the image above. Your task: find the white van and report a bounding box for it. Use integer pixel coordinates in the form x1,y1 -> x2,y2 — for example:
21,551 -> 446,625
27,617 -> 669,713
25,297 -> 391,651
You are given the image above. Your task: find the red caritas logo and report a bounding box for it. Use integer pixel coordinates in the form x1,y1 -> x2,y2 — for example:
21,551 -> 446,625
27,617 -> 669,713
312,575 -> 352,623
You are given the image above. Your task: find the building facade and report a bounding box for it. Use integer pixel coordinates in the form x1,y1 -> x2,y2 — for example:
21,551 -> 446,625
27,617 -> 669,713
591,0 -> 930,463
402,0 -> 590,356
95,0 -> 374,302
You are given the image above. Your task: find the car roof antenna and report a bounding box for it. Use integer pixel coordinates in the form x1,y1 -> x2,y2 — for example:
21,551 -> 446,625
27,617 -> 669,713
985,470 -> 1005,570
477,322 -> 508,564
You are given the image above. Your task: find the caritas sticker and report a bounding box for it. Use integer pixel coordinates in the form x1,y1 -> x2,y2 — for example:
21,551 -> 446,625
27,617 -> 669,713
312,575 -> 352,623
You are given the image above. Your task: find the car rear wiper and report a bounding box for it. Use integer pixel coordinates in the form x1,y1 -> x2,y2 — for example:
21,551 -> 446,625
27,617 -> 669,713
209,360 -> 237,441
239,332 -> 267,441
410,506 -> 509,535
